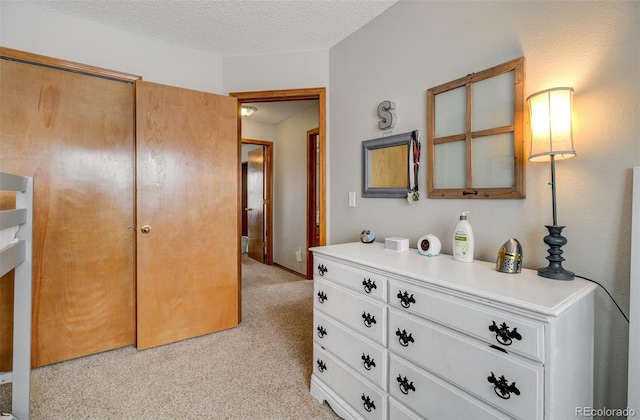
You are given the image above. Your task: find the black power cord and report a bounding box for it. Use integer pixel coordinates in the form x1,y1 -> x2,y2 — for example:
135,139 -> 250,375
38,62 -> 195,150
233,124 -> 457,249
576,275 -> 629,323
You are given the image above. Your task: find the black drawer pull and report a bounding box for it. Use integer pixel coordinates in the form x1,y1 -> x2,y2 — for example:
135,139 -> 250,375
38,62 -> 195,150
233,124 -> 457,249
317,264 -> 328,276
397,290 -> 416,308
397,374 -> 416,394
316,359 -> 327,372
361,394 -> 376,412
487,372 -> 520,399
362,278 -> 377,294
316,325 -> 327,338
362,353 -> 376,371
362,312 -> 377,328
488,321 -> 522,346
396,328 -> 414,347
317,290 -> 328,303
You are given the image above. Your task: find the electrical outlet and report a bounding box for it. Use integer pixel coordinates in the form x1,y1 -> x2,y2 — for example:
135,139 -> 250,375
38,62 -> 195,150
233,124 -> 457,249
348,192 -> 356,207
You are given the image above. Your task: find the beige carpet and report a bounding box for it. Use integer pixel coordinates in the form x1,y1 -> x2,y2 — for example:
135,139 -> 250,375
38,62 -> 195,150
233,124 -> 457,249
1,255 -> 340,419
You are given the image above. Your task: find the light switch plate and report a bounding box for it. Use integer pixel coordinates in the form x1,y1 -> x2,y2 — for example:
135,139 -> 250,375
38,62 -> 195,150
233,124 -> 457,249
348,192 -> 356,207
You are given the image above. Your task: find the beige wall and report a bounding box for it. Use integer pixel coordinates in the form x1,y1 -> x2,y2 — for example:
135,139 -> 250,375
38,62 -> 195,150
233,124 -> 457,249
329,0 -> 639,411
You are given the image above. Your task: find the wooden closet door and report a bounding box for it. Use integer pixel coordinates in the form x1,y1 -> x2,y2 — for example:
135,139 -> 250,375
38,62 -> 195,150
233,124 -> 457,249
0,59 -> 136,367
136,81 -> 239,349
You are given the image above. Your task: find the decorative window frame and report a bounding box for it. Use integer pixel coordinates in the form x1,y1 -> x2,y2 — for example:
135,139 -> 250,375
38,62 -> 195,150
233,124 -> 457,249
426,57 -> 525,199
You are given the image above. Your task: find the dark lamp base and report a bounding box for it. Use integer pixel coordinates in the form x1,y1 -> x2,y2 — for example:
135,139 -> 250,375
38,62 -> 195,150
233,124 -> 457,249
538,224 -> 575,281
537,265 -> 575,281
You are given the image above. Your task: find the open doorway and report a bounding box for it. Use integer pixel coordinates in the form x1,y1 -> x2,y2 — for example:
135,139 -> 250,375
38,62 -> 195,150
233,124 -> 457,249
231,88 -> 326,279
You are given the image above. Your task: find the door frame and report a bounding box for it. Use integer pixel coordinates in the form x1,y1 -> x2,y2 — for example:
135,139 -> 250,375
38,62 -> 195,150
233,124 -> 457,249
241,139 -> 274,265
306,128 -> 321,279
230,88 -> 327,279
0,47 -> 141,83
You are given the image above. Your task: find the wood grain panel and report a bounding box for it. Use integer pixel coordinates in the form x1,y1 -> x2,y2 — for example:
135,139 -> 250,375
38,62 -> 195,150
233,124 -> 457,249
0,58 -> 135,367
136,81 -> 239,349
240,139 -> 273,267
247,147 -> 265,263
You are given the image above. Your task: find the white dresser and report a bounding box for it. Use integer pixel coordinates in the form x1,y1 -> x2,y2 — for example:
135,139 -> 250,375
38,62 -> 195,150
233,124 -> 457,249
310,242 -> 596,420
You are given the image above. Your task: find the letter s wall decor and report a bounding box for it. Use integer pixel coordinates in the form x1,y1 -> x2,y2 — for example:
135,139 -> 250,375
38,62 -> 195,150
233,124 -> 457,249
377,100 -> 396,130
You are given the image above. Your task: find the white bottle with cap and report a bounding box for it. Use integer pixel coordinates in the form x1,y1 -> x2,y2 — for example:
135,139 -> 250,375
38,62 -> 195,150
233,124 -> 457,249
452,211 -> 474,262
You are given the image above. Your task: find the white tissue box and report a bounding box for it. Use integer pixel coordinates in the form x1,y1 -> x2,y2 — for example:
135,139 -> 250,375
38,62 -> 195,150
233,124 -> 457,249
385,237 -> 409,252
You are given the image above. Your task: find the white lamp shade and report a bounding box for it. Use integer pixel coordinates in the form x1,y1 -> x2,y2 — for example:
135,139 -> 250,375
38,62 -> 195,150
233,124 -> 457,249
527,87 -> 576,162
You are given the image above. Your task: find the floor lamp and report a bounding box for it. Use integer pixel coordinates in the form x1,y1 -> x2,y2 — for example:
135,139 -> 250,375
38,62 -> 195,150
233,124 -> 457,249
527,87 -> 576,280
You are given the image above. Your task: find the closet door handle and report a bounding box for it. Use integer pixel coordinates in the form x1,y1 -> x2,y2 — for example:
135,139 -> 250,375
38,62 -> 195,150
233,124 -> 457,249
140,225 -> 151,234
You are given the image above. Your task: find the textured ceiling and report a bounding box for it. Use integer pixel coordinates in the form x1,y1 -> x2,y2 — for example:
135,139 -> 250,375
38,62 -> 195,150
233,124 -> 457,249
27,0 -> 398,57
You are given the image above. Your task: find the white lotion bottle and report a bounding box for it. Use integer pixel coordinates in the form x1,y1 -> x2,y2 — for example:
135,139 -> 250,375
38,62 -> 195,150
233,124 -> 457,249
452,211 -> 474,262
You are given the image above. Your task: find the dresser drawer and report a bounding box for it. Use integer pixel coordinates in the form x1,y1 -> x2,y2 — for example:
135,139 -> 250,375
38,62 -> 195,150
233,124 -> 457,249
315,256 -> 386,302
313,343 -> 386,419
315,277 -> 386,345
388,398 -> 420,420
389,353 -> 511,420
314,310 -> 387,389
389,278 -> 545,362
388,308 -> 543,419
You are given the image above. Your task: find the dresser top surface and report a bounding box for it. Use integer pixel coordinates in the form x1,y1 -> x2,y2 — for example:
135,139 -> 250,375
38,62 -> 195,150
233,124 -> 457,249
311,242 -> 596,316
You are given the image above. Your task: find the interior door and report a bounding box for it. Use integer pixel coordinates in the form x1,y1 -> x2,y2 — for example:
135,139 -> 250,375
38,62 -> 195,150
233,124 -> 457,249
136,81 -> 239,350
247,147 -> 265,263
0,57 -> 136,367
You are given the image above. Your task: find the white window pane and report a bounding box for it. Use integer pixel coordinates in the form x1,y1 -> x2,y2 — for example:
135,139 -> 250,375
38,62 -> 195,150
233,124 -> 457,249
435,87 -> 466,137
434,141 -> 465,188
472,71 -> 514,131
472,133 -> 514,188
